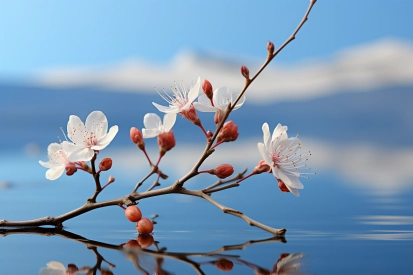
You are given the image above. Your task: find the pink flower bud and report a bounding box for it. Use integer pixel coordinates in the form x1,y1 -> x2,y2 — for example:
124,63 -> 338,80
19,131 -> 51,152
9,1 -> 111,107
214,109 -> 225,125
181,106 -> 201,125
241,65 -> 250,79
211,164 -> 234,179
130,127 -> 145,150
217,121 -> 239,143
158,131 -> 176,155
277,179 -> 290,193
253,160 -> 271,174
202,79 -> 213,99
99,158 -> 112,171
65,163 -> 77,176
267,41 -> 274,55
206,130 -> 213,139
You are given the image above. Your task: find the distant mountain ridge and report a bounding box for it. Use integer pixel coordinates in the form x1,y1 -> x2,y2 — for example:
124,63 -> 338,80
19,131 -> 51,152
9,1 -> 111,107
1,83 -> 412,151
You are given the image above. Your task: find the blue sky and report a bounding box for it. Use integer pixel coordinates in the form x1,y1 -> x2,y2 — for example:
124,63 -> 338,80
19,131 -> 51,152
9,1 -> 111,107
0,0 -> 412,79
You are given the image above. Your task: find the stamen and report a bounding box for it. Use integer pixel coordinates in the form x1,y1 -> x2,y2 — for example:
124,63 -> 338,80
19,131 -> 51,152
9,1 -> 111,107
60,127 -> 68,141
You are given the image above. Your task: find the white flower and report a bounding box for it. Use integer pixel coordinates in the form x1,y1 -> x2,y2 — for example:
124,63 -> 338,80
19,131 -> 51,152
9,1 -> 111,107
62,111 -> 118,161
273,253 -> 304,274
142,113 -> 176,138
152,77 -> 201,113
258,123 -> 310,197
193,86 -> 246,112
39,261 -> 66,275
39,143 -> 74,180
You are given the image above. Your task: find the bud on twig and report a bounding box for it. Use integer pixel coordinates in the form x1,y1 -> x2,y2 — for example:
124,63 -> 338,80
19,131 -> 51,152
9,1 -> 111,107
210,164 -> 234,179
108,175 -> 115,184
217,121 -> 239,143
277,179 -> 290,193
267,41 -> 275,55
253,160 -> 271,174
215,259 -> 234,272
202,79 -> 213,99
130,127 -> 145,150
214,109 -> 225,125
241,65 -> 250,80
99,158 -> 112,171
65,163 -> 77,176
158,131 -> 176,155
181,106 -> 201,125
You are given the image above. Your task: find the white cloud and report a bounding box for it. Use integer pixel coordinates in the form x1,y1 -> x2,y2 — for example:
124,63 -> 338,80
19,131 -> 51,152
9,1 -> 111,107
34,39 -> 413,103
108,137 -> 413,196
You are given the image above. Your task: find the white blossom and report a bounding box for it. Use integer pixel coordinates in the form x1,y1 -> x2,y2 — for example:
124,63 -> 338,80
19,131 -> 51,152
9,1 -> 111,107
193,86 -> 245,112
142,113 -> 176,138
62,111 -> 118,161
152,77 -> 200,114
258,123 -> 311,197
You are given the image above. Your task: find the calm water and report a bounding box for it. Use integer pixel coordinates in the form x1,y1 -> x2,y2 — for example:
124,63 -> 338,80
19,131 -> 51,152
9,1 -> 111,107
1,150 -> 412,274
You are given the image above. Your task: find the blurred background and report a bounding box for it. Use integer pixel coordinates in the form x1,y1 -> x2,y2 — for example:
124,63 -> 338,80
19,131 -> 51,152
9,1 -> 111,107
1,1 -> 413,274
1,0 -> 413,238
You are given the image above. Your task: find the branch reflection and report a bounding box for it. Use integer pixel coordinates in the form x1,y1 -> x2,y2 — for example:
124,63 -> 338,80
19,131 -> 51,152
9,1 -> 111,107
0,227 -> 306,275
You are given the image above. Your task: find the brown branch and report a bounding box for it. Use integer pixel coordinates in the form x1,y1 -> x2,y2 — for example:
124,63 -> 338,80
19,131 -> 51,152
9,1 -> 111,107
203,168 -> 247,191
0,1 -> 316,235
176,0 -> 317,187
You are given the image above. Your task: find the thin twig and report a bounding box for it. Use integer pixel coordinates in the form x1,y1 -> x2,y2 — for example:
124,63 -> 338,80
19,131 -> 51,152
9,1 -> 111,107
146,174 -> 161,192
203,168 -> 247,191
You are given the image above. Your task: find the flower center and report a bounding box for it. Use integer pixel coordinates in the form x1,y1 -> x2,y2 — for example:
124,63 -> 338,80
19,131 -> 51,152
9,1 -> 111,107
271,152 -> 281,167
83,131 -> 98,147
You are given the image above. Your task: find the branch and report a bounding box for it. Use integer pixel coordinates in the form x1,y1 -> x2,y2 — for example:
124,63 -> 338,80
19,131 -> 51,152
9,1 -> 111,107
176,0 -> 317,187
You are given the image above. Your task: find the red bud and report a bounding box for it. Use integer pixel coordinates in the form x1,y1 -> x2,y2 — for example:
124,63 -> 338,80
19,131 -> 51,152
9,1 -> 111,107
202,79 -> 213,99
130,127 -> 145,150
277,179 -> 290,193
241,65 -> 250,79
253,160 -> 271,174
65,163 -> 77,176
217,121 -> 239,143
158,131 -> 176,155
267,41 -> 275,55
98,158 -> 112,171
211,164 -> 234,179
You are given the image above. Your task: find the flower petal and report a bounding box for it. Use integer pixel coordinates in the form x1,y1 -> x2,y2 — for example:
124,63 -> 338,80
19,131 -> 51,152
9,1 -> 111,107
187,77 -> 201,105
274,168 -> 304,189
144,113 -> 162,129
142,128 -> 161,138
152,102 -> 179,113
193,101 -> 217,112
39,160 -> 55,169
272,123 -> 288,143
45,166 -> 65,180
92,125 -> 118,150
67,147 -> 94,161
163,113 -> 176,132
262,123 -> 271,147
197,93 -> 212,106
257,142 -> 272,165
233,94 -> 246,110
66,115 -> 86,144
85,111 -> 108,140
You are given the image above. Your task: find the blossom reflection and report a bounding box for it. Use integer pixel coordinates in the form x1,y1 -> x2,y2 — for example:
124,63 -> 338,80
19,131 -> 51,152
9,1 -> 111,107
239,253 -> 305,275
